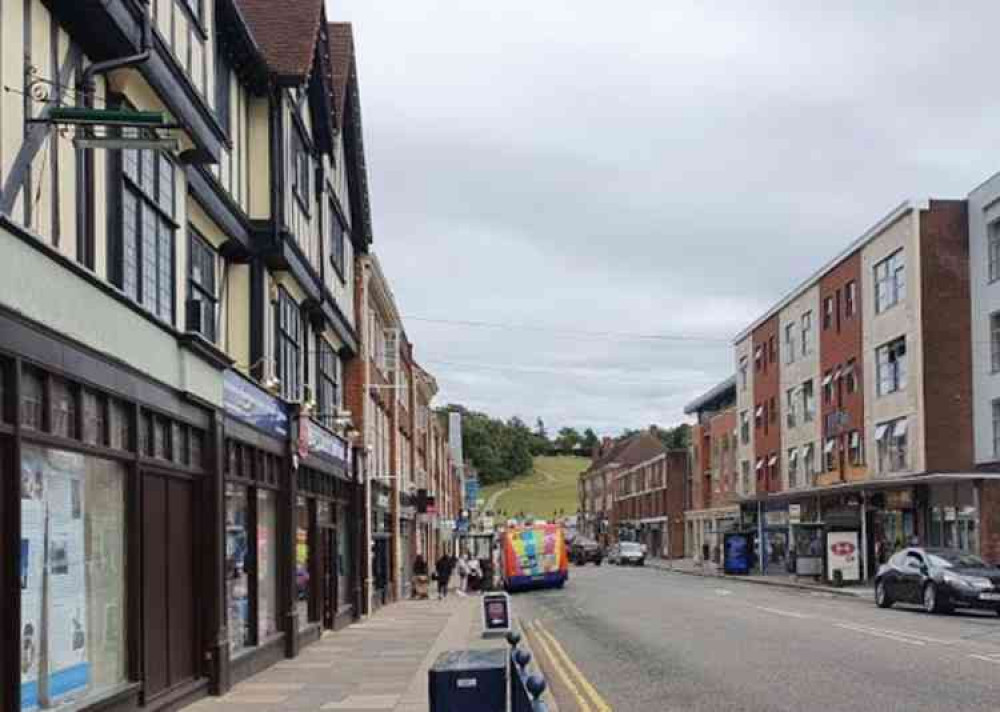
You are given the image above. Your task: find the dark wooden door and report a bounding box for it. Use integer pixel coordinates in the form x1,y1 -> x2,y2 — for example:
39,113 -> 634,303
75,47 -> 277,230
322,528 -> 336,628
142,472 -> 199,700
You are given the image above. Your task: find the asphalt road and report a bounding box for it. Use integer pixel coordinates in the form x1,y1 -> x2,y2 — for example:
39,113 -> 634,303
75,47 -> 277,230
515,564 -> 1000,711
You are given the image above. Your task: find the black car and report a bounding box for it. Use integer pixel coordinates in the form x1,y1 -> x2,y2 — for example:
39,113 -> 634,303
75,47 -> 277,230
875,547 -> 1000,615
570,537 -> 603,565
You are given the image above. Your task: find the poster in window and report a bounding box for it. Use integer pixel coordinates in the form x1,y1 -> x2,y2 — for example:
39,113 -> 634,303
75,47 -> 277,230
20,453 -> 46,711
44,452 -> 91,703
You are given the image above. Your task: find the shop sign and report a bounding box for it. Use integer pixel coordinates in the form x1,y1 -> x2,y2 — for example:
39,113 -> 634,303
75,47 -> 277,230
788,504 -> 802,524
223,370 -> 289,437
305,418 -> 349,464
826,531 -> 861,583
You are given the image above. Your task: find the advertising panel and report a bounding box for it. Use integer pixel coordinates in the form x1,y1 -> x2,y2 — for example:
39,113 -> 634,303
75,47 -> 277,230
723,533 -> 751,575
223,370 -> 289,437
826,530 -> 861,583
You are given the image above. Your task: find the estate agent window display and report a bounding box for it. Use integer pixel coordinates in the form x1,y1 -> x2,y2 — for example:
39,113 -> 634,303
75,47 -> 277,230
10,360 -> 209,712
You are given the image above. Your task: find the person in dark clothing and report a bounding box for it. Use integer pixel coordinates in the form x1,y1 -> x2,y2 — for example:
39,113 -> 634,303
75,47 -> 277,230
435,554 -> 452,599
412,554 -> 429,599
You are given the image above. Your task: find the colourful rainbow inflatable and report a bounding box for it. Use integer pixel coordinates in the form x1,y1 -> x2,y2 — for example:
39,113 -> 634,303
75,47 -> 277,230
502,523 -> 569,591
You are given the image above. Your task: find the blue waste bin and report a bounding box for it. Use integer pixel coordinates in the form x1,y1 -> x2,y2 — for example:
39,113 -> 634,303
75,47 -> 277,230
428,649 -> 507,712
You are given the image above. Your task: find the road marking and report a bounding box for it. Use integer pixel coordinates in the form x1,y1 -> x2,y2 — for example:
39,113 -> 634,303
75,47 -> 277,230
714,588 -> 733,597
755,606 -> 812,619
523,620 -> 593,712
835,623 -> 925,646
967,651 -> 1000,664
836,623 -> 955,646
533,619 -> 613,712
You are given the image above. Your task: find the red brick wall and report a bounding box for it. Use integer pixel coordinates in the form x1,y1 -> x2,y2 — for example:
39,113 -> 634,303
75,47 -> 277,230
691,423 -> 707,510
753,316 -> 781,492
920,200 -> 974,473
665,451 -> 687,558
819,250 -> 865,484
980,481 -> 1000,564
708,409 -> 737,507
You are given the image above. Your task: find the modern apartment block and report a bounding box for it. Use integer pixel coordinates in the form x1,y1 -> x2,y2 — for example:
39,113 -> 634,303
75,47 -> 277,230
684,377 -> 739,563
0,3 -> 460,711
727,199 -> 980,578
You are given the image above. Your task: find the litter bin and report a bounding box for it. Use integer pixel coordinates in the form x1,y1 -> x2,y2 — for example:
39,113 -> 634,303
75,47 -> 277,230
428,649 -> 507,712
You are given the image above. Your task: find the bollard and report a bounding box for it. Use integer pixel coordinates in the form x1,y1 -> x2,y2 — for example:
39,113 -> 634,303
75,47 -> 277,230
527,674 -> 548,712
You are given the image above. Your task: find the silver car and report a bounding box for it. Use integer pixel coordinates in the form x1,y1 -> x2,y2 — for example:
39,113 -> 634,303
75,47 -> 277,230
611,541 -> 645,566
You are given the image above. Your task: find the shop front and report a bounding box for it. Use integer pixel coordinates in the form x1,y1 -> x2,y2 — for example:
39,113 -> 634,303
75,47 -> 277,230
2,317 -> 221,712
399,498 -> 417,598
370,483 -> 393,610
295,416 -> 357,640
220,370 -> 289,685
685,507 -> 740,564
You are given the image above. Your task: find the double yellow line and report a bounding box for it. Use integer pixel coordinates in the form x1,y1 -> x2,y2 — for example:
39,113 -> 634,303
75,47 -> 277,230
522,618 -> 612,712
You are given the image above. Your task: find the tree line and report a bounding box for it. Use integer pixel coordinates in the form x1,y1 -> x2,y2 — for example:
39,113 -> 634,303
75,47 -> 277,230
440,405 -> 692,486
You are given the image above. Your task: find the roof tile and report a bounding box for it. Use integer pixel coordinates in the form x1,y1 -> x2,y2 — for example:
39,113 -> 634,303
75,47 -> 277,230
234,0 -> 324,78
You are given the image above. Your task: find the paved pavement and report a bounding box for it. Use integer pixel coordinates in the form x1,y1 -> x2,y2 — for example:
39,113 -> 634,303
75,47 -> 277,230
184,594 -> 514,712
515,563 -> 1000,711
646,557 -> 874,598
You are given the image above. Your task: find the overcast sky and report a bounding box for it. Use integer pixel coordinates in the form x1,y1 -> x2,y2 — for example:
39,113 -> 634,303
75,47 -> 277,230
328,1 -> 1000,436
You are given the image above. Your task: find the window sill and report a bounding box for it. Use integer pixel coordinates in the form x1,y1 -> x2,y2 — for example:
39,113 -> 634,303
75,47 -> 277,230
179,331 -> 236,371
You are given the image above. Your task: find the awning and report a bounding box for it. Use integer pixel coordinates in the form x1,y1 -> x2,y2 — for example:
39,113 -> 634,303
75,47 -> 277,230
834,369 -> 842,381
804,443 -> 814,456
768,455 -> 778,467
822,373 -> 833,387
893,418 -> 908,437
875,423 -> 889,441
850,431 -> 860,448
789,449 -> 799,462
756,406 -> 764,417
824,439 -> 836,453
756,459 -> 764,472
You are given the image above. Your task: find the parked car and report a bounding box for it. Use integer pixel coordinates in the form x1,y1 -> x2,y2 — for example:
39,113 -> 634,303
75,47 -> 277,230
570,537 -> 603,565
609,541 -> 645,566
875,547 -> 1000,615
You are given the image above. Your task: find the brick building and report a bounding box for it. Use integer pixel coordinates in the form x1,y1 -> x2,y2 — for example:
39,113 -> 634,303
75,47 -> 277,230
613,449 -> 688,558
684,377 -> 740,563
732,199 -> 982,579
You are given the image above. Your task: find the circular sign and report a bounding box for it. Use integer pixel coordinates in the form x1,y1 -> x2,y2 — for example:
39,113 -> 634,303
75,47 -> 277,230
831,541 -> 856,557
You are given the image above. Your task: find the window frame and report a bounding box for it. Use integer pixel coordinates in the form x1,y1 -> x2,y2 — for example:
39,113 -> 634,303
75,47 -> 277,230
291,124 -> 312,215
186,229 -> 218,343
114,132 -> 177,325
876,417 -> 908,473
991,312 -> 1000,374
317,338 -> 342,430
215,35 -> 233,136
329,197 -> 346,282
786,387 -> 797,429
784,323 -> 796,364
823,296 -> 834,330
876,337 -> 907,397
990,222 -> 1000,284
801,379 -> 815,422
993,399 -> 1000,458
275,288 -> 302,402
845,280 -> 857,317
800,311 -> 812,356
874,250 -> 905,314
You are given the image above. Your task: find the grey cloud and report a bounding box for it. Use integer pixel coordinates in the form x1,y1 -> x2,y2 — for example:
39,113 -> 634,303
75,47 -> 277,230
329,0 -> 1000,433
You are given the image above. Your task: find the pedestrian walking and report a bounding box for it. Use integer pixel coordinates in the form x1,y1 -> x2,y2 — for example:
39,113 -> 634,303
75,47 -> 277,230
434,553 -> 452,599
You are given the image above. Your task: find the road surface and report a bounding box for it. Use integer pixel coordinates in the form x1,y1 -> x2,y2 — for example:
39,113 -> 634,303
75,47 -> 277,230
515,564 -> 1000,711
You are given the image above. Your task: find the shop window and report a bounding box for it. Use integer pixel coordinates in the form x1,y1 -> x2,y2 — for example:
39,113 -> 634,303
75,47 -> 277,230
21,367 -> 44,430
81,391 -> 107,447
296,496 -> 312,629
108,400 -> 132,452
226,484 -> 251,654
258,489 -> 280,640
190,430 -> 204,471
50,377 -> 78,440
20,445 -> 127,711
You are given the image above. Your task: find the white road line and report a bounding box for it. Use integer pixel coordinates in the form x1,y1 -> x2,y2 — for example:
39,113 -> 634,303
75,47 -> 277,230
837,623 -> 955,646
968,653 -> 1000,664
756,606 -> 813,619
836,623 -> 925,646
714,589 -> 733,597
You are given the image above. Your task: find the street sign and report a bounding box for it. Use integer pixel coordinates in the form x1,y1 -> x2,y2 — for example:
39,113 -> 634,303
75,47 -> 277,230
481,592 -> 512,637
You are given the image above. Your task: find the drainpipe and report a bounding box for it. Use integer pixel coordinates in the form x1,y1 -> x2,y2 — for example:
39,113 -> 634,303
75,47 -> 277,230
81,0 -> 153,93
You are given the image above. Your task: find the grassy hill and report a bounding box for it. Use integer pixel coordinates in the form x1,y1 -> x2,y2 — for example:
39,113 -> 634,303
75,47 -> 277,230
480,455 -> 589,520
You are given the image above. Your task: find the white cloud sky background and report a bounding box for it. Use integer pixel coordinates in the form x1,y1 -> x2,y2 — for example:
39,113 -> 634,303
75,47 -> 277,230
327,0 -> 1000,435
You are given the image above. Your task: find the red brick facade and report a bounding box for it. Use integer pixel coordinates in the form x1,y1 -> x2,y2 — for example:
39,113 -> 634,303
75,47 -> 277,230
818,250 -> 865,485
753,316 -> 781,493
920,200 -> 974,473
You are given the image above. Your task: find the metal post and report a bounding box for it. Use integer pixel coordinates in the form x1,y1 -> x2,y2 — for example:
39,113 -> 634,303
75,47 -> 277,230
860,490 -> 868,582
757,500 -> 765,575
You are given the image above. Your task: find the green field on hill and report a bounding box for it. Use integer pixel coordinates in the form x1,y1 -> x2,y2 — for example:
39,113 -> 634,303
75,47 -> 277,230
480,455 -> 588,520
